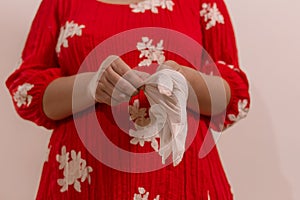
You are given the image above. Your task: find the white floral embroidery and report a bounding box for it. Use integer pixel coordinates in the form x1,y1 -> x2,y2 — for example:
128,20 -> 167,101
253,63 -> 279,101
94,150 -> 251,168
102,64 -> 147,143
129,100 -> 159,151
200,3 -> 224,30
217,61 -> 240,72
137,37 -> 165,67
130,0 -> 174,14
130,134 -> 160,152
228,99 -> 249,122
56,146 -> 93,193
13,83 -> 34,108
56,21 -> 85,54
129,99 -> 148,122
133,187 -> 160,200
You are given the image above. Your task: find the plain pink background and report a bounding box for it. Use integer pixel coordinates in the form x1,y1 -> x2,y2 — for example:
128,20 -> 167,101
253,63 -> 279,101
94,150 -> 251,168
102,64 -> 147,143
1,0 -> 299,199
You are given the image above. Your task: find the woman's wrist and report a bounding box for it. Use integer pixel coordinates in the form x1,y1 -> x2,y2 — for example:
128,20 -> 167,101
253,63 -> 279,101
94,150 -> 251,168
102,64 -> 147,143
43,72 -> 97,120
159,60 -> 231,116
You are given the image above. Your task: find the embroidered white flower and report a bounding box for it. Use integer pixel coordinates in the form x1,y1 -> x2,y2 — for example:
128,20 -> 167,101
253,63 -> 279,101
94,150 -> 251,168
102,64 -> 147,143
217,61 -> 240,72
160,0 -> 174,10
129,99 -> 148,122
56,146 -> 93,193
200,3 -> 224,30
56,21 -> 85,54
130,134 -> 160,152
13,83 -> 34,108
137,37 -> 165,67
133,187 -> 160,200
129,100 -> 159,151
228,99 -> 249,122
130,0 -> 174,14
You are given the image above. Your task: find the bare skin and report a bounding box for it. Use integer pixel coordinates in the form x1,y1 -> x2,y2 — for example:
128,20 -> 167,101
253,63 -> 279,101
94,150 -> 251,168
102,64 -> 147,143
43,56 -> 145,120
159,60 -> 231,116
43,56 -> 231,120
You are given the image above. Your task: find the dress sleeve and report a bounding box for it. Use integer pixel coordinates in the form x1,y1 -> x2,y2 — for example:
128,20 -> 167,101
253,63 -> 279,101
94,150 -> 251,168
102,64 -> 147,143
199,0 -> 250,130
5,0 -> 61,129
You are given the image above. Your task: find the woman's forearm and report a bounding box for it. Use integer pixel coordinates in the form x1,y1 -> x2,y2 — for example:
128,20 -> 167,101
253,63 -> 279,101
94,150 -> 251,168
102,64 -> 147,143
42,72 -> 96,120
162,60 -> 231,116
180,66 -> 231,116
43,61 -> 231,121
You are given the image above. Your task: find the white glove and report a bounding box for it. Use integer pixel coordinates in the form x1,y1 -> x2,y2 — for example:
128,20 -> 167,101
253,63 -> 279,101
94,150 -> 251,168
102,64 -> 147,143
129,69 -> 188,166
88,55 -> 149,106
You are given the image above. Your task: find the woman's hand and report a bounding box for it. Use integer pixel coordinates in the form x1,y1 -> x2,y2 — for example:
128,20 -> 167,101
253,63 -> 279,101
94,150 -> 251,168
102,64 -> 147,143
90,55 -> 148,106
158,60 -> 231,116
157,60 -> 183,72
43,56 -> 149,120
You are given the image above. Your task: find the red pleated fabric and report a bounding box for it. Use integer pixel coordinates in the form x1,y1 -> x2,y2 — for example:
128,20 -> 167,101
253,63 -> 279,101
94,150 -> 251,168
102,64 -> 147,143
6,0 -> 250,199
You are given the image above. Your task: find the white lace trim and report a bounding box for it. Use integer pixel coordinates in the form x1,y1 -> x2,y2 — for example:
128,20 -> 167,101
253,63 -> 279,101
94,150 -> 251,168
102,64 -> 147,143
130,0 -> 174,14
200,3 -> 225,30
137,37 -> 165,67
56,21 -> 85,54
13,83 -> 34,108
133,187 -> 160,200
228,99 -> 249,122
56,146 -> 93,192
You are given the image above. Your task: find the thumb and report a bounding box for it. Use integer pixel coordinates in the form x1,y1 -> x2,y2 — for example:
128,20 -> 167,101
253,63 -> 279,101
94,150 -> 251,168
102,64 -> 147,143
157,60 -> 181,72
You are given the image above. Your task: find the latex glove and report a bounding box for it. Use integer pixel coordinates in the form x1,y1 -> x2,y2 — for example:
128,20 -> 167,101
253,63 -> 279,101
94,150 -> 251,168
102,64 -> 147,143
129,69 -> 188,166
88,55 -> 148,106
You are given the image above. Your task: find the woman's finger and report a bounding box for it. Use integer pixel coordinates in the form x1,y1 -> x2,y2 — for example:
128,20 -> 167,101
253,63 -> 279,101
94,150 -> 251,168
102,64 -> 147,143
95,81 -> 121,105
101,76 -> 131,104
122,70 -> 145,88
99,76 -> 115,96
106,66 -> 137,97
111,58 -> 145,88
94,87 -> 112,105
110,58 -> 131,76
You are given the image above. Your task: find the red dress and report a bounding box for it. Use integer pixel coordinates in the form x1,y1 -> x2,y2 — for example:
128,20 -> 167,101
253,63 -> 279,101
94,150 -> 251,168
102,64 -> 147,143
6,0 -> 250,199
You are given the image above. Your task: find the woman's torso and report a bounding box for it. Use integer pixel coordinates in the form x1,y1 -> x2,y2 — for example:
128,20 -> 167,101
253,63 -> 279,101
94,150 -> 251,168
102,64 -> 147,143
37,0 -> 233,199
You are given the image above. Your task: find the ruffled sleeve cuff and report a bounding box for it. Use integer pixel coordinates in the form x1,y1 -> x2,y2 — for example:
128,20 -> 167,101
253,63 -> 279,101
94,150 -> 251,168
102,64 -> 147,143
210,61 -> 250,131
6,67 -> 62,129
